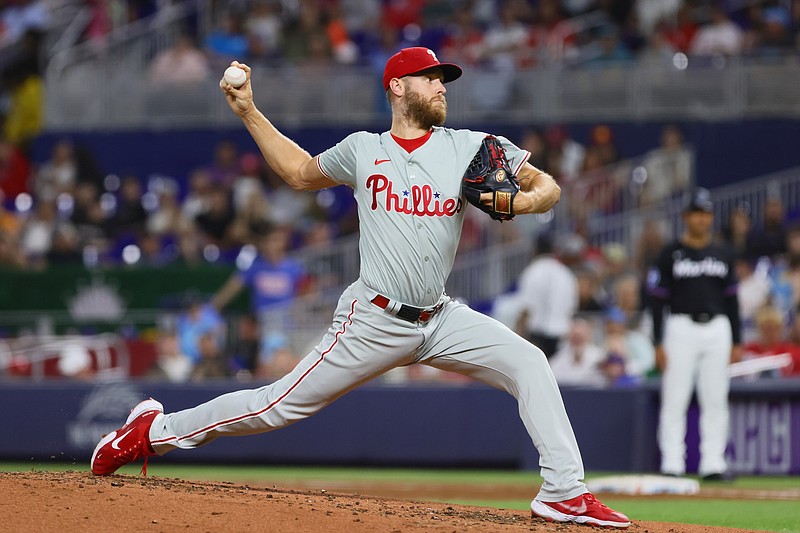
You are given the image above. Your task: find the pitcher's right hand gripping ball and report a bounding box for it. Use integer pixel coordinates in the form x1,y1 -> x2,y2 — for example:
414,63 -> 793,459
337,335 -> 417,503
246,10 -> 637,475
461,135 -> 520,221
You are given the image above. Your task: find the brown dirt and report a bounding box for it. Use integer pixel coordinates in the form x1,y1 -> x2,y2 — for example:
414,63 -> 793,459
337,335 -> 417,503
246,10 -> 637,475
0,470 -> 770,533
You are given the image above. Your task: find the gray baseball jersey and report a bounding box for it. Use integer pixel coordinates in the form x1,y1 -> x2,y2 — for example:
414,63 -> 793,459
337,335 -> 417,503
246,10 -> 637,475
317,127 -> 529,307
147,127 -> 589,503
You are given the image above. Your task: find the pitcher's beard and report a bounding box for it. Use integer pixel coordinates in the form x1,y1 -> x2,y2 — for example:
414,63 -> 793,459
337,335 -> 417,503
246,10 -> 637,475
404,90 -> 447,130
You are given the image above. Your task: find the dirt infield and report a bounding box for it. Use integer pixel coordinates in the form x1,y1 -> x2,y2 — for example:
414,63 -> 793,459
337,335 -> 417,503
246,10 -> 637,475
1,470 -> 772,533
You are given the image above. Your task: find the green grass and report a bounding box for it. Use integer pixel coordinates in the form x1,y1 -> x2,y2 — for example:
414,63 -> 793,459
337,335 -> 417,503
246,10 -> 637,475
441,498 -> 800,533
3,462 -> 799,532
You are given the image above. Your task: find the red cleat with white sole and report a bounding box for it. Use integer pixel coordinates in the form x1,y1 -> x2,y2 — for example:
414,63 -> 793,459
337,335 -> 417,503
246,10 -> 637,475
531,492 -> 631,529
90,398 -> 163,476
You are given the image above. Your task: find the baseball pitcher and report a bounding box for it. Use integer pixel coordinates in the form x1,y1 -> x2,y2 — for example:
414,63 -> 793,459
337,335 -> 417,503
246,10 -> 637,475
92,47 -> 630,529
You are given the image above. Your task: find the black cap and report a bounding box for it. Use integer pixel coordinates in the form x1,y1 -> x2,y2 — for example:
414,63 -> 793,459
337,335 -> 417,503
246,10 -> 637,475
684,187 -> 714,213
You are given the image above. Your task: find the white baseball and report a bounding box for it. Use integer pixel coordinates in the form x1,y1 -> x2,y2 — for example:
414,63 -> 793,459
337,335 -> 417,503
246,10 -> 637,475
223,66 -> 246,88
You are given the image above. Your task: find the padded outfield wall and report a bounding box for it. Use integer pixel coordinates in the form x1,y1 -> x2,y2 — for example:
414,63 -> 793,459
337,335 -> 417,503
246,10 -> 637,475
1,380 -> 798,475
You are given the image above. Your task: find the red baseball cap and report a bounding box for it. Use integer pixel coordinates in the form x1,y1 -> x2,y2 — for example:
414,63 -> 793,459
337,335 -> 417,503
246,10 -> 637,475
382,47 -> 462,91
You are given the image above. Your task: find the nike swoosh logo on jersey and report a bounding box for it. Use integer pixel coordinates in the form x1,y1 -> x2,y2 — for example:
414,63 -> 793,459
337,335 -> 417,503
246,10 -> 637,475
374,158 -> 391,165
111,428 -> 135,450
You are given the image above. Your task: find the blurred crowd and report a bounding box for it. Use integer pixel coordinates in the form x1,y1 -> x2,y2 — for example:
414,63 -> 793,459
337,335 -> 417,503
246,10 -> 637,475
2,0 -> 800,384
0,136 -> 362,269
123,0 -> 800,70
497,193 -> 800,389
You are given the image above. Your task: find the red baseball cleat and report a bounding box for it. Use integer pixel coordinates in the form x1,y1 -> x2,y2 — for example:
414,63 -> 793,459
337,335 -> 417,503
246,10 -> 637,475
531,492 -> 631,529
90,398 -> 163,476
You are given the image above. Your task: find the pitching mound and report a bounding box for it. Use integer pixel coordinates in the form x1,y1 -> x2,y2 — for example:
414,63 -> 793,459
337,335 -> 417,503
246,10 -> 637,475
2,471 -> 761,532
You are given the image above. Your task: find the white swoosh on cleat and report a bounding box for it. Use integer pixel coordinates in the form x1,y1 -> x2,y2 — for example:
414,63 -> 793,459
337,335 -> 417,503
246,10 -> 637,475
562,501 -> 587,514
111,428 -> 135,450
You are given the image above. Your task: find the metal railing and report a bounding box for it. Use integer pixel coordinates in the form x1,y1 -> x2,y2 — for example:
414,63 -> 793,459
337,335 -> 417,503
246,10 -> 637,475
560,164 -> 800,251
44,54 -> 800,129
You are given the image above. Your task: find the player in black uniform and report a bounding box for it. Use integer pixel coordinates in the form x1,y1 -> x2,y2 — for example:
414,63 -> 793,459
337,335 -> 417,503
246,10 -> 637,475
647,187 -> 742,481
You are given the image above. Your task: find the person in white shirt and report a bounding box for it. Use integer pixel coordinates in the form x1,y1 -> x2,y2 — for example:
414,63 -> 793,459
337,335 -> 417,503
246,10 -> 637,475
690,6 -> 744,56
548,318 -> 606,387
516,233 -> 582,357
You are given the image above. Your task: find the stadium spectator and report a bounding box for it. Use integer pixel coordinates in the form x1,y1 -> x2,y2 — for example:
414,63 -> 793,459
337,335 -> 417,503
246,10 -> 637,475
45,223 -> 83,266
690,5 -> 744,56
56,342 -> 95,381
609,272 -> 650,335
747,196 -> 787,260
176,294 -> 226,365
148,330 -> 192,382
718,203 -> 752,258
0,136 -> 31,200
211,224 -> 310,344
515,232 -> 582,358
471,0 -> 527,109
181,168 -> 214,221
439,6 -> 483,67
600,242 -> 633,301
583,25 -> 634,66
195,187 -> 236,250
650,3 -> 698,55
146,179 -> 187,238
599,353 -> 637,387
635,0 -> 682,37
69,181 -> 107,248
603,306 -> 655,380
0,0 -> 49,46
228,185 -> 271,247
18,197 -> 57,266
640,124 -> 693,207
0,190 -> 23,267
548,317 -> 606,387
246,0 -> 283,61
148,33 -> 211,86
190,330 -> 232,381
324,3 -> 359,64
767,224 -> 800,317
518,128 -> 549,171
575,266 -> 606,314
35,139 -> 78,200
106,174 -> 147,239
228,313 -> 261,374
206,140 -> 241,188
743,305 -> 800,378
380,0 -> 425,32
136,232 -> 173,267
174,228 -> 204,267
1,49 -> 44,155
282,2 -> 332,62
255,333 -> 300,382
544,124 -> 585,185
530,0 -> 578,63
735,255 -> 772,343
748,3 -> 793,57
633,218 -> 667,282
204,10 -> 249,64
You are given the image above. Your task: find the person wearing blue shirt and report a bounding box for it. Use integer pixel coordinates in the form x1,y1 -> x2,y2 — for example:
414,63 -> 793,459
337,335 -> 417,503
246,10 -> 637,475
176,298 -> 225,365
212,225 -> 309,360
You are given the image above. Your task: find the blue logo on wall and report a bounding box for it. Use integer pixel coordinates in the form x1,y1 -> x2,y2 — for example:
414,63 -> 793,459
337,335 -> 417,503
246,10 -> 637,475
66,382 -> 145,450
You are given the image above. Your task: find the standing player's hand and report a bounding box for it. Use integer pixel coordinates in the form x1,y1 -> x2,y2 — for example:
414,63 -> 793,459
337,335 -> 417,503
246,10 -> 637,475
655,345 -> 667,372
220,61 -> 256,118
729,344 -> 743,364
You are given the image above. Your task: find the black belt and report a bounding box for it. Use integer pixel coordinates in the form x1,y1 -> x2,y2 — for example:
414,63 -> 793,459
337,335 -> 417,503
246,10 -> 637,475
688,313 -> 717,324
371,294 -> 443,323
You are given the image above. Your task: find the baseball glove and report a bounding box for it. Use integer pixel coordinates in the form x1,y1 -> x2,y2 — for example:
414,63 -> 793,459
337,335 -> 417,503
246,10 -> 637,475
461,135 -> 520,221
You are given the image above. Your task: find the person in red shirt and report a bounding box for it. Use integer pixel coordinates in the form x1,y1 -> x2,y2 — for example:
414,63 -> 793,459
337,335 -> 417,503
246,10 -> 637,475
743,305 -> 800,377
